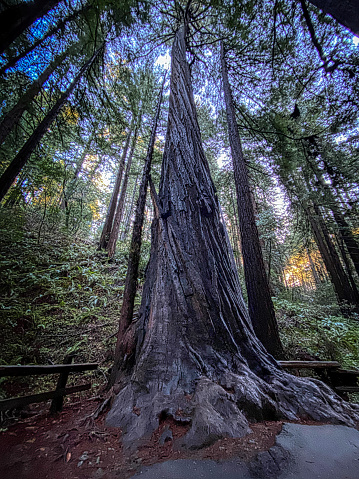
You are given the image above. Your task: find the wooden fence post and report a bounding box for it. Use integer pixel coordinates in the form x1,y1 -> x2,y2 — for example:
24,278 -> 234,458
50,354 -> 75,413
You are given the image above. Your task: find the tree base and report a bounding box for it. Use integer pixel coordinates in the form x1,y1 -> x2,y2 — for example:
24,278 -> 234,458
106,364 -> 359,449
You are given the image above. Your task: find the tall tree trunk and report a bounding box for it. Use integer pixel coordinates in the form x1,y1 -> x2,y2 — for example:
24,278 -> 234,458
107,26 -> 357,449
0,6 -> 89,76
108,75 -> 166,387
306,247 -> 321,286
231,191 -> 243,272
221,43 -> 283,358
332,210 -> 359,279
120,172 -> 139,241
107,115 -> 142,258
0,51 -> 67,145
98,124 -> 133,250
0,0 -> 61,54
336,233 -> 359,300
61,133 -> 95,223
313,165 -> 359,279
308,205 -> 359,312
0,45 -> 103,202
73,134 -> 95,180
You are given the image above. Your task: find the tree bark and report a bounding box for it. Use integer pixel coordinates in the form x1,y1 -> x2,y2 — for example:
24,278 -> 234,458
106,26 -> 358,449
306,247 -> 321,286
313,165 -> 359,279
221,43 -> 283,358
0,51 -> 67,145
108,72 -> 165,387
0,0 -> 61,54
120,172 -> 139,241
308,205 -> 359,312
107,115 -> 142,258
332,210 -> 359,279
0,45 -> 103,202
98,122 -> 133,250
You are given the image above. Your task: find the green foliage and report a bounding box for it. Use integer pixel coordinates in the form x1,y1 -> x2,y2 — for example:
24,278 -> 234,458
0,208 -> 130,398
275,298 -> 359,370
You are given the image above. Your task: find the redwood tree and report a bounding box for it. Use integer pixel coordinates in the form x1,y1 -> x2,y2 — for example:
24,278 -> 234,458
106,25 -> 358,448
221,44 -> 283,359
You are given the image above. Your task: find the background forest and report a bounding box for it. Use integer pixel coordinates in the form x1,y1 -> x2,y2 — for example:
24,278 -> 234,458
1,0 -> 359,405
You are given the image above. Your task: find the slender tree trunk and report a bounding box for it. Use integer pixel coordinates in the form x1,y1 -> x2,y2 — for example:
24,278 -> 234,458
231,192 -> 243,271
108,75 -> 165,387
0,0 -> 61,54
336,233 -> 359,300
0,51 -> 67,145
0,6 -> 89,76
98,124 -> 133,250
73,134 -> 95,180
308,205 -> 359,312
221,43 -> 283,358
61,134 -> 94,226
306,247 -> 321,286
332,210 -> 359,278
0,45 -> 103,202
121,171 -> 139,241
107,26 -> 357,449
314,167 -> 359,279
107,116 -> 142,258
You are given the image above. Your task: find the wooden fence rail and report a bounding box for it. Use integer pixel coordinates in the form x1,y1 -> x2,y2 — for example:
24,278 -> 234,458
278,360 -> 359,397
0,356 -> 98,413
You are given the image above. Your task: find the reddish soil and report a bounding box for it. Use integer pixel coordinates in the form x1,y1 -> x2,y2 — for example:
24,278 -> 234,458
0,397 -> 334,479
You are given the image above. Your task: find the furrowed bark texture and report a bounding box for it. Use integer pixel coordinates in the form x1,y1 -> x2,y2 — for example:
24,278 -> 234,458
107,27 -> 359,449
98,125 -> 133,250
221,44 -> 283,358
0,46 -> 102,202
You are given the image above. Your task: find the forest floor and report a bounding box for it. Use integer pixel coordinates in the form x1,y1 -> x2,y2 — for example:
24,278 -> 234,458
1,396 -> 359,479
0,395 -> 284,479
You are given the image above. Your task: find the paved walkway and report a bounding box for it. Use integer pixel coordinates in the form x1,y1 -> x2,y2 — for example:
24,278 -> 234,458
131,424 -> 359,479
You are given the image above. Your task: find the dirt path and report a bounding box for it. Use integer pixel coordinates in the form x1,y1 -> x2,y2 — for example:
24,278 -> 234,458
0,399 -> 282,479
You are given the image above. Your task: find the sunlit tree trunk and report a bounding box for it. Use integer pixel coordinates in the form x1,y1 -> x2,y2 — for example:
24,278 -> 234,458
306,247 -> 321,286
98,124 -> 133,250
120,172 -> 139,241
107,115 -> 142,258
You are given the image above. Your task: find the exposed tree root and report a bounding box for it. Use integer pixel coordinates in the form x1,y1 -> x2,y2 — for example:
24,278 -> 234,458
106,24 -> 359,450
107,363 -> 359,449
